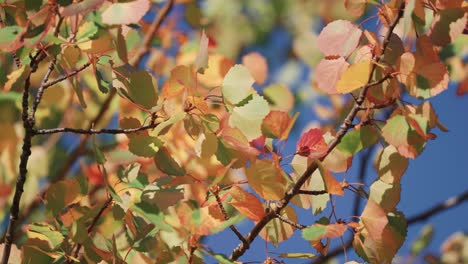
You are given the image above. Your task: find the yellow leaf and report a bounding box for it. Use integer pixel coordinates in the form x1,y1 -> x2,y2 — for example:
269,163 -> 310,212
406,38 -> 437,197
336,60 -> 372,94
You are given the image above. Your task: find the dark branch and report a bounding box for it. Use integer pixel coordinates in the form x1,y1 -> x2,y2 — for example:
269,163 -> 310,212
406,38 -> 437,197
42,62 -> 91,90
212,190 -> 249,246
69,197 -> 113,263
35,122 -> 158,135
297,190 -> 328,196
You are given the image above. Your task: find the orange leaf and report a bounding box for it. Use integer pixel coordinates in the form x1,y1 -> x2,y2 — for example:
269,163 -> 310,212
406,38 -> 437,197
229,186 -> 265,221
360,200 -> 388,240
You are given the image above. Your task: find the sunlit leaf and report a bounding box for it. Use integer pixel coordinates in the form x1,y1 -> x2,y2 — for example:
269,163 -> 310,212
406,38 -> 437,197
263,84 -> 295,112
222,64 -> 255,105
314,57 -> 349,95
336,59 -> 372,94
317,20 -> 362,57
296,128 -> 328,158
337,125 -> 379,155
102,0 -> 151,25
375,145 -> 408,184
229,186 -> 265,221
259,206 -> 297,247
317,161 -> 344,196
360,200 -> 388,240
27,223 -> 64,249
302,223 -> 347,242
245,159 -> 287,200
229,94 -> 270,140
242,52 -> 268,84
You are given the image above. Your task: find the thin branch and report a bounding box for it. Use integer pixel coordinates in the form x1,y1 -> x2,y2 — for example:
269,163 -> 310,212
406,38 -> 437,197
275,212 -> 306,229
35,122 -> 158,135
30,58 -> 57,119
42,62 -> 91,90
297,190 -> 328,196
129,0 -> 175,66
407,189 -> 468,225
212,190 -> 249,246
229,2 -> 405,261
69,197 -> 113,263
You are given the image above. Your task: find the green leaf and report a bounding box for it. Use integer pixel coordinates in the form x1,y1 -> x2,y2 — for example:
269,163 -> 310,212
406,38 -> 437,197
127,70 -> 159,109
154,147 -> 186,176
222,64 -> 254,104
76,21 -> 99,42
0,26 -> 22,50
27,223 -> 65,249
128,134 -> 163,158
302,225 -> 327,241
338,125 -> 379,154
95,69 -> 110,94
229,94 -> 270,140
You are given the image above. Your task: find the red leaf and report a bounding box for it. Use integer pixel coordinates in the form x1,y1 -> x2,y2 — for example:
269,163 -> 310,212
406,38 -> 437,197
297,128 -> 328,158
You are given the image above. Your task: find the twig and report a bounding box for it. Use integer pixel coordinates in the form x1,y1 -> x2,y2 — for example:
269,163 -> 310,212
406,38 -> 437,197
297,190 -> 328,196
212,189 -> 249,246
275,212 -> 306,229
30,58 -> 57,119
42,62 -> 91,90
407,189 -> 468,225
229,2 -> 405,261
35,122 -> 158,135
69,197 -> 113,263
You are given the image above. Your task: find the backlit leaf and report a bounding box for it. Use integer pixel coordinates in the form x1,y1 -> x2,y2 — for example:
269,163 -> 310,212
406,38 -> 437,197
317,20 -> 362,57
102,0 -> 151,25
336,60 -> 372,94
375,145 -> 408,184
302,223 -> 347,242
259,206 -> 297,247
361,200 -> 388,240
245,159 -> 287,200
317,162 -> 344,196
222,64 -> 255,104
261,111 -> 292,139
382,114 -> 427,158
229,186 -> 265,221
337,125 -> 379,155
27,223 -> 64,249
229,94 -> 270,140
314,57 -> 349,95
263,84 -> 295,112
296,128 -> 328,158
242,52 -> 268,84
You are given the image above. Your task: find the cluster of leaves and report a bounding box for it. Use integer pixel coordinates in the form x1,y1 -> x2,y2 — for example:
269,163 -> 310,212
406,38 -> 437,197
0,0 -> 467,263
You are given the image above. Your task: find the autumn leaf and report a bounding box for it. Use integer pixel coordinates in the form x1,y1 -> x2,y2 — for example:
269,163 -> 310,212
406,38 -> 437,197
314,57 -> 349,95
296,128 -> 328,158
229,186 -> 265,221
317,20 -> 363,57
245,159 -> 288,200
360,200 -> 388,240
259,206 -> 297,246
242,52 -> 268,84
336,60 -> 372,94
317,162 -> 344,196
102,0 -> 151,25
302,223 -> 347,242
261,111 -> 293,139
222,64 -> 255,105
229,94 -> 270,140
